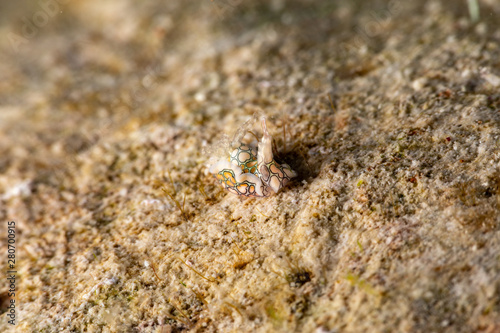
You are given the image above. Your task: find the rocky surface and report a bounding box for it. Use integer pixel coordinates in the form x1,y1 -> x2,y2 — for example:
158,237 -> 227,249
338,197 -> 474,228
1,0 -> 500,332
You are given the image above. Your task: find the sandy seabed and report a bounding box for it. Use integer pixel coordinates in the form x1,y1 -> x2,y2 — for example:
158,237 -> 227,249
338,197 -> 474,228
1,0 -> 500,332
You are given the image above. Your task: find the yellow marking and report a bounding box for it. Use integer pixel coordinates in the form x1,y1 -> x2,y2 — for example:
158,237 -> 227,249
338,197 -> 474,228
270,164 -> 280,174
223,171 -> 236,183
237,184 -> 248,193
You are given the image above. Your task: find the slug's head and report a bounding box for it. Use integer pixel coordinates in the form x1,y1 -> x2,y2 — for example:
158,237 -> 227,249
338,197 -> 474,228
257,116 -> 297,194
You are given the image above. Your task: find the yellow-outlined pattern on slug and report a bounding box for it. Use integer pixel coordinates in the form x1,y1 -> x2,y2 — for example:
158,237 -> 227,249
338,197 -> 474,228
209,116 -> 296,197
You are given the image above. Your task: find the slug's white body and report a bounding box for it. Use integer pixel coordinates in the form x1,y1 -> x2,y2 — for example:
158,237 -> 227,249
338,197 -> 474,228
209,116 -> 296,197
